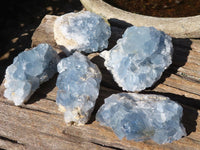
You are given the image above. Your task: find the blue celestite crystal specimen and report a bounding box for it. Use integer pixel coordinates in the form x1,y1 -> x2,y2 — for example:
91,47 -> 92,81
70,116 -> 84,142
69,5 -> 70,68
54,11 -> 111,55
4,43 -> 60,106
101,26 -> 173,92
56,52 -> 102,125
96,93 -> 186,144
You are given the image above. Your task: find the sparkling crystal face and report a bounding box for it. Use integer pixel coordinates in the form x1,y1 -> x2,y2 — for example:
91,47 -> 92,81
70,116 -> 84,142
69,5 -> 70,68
4,43 -> 60,106
96,93 -> 186,144
54,11 -> 111,54
56,52 -> 102,125
101,26 -> 173,92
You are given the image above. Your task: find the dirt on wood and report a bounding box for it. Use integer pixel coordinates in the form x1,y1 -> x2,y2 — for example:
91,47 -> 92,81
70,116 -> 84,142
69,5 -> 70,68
104,0 -> 200,17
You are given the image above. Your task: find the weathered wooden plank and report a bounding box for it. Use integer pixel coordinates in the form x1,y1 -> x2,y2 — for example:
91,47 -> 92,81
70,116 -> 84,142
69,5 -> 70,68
0,85 -> 200,150
191,40 -> 200,53
0,95 -> 113,150
0,137 -> 25,150
1,13 -> 200,150
31,15 -> 61,53
0,73 -> 200,150
154,84 -> 200,102
162,74 -> 200,96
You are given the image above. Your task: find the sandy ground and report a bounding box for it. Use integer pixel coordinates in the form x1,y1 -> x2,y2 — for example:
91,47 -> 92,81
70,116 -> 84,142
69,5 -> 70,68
0,0 -> 82,84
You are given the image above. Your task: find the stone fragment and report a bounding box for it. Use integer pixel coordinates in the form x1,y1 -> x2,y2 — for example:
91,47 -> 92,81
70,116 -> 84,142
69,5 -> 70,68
4,43 -> 60,106
54,11 -> 111,55
56,52 -> 102,125
96,93 -> 186,144
101,26 -> 173,92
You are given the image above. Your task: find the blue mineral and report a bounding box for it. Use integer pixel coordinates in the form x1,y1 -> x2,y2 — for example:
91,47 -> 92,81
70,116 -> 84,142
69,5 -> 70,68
4,43 -> 60,106
56,52 -> 102,125
101,26 -> 173,92
54,11 -> 111,54
96,93 -> 186,144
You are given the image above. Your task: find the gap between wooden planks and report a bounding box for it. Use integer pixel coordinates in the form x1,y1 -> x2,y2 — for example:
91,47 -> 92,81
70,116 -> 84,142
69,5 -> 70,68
0,14 -> 200,149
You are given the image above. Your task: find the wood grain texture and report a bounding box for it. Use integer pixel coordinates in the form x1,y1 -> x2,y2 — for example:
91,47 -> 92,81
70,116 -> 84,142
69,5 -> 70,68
0,14 -> 200,150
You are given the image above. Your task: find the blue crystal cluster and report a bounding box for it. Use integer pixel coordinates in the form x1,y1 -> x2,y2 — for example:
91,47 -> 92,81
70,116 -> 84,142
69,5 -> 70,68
54,11 -> 111,54
3,11 -> 186,144
96,93 -> 186,144
4,43 -> 60,106
101,26 -> 173,92
56,52 -> 102,125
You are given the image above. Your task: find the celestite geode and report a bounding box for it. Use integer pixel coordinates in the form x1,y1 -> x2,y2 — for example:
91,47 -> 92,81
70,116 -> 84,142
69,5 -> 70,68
101,26 -> 173,92
54,11 -> 111,55
96,93 -> 186,144
4,43 -> 60,106
56,52 -> 102,125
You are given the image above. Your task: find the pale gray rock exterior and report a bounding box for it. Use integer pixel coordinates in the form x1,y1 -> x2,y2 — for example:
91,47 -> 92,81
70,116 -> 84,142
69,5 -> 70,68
54,11 -> 111,55
101,26 -> 173,92
4,43 -> 60,106
96,93 -> 186,144
56,52 -> 102,125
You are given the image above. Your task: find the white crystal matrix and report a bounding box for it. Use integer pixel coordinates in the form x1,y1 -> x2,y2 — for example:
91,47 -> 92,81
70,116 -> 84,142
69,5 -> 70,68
96,93 -> 186,144
56,52 -> 102,125
101,26 -> 173,92
54,11 -> 111,54
4,43 -> 60,106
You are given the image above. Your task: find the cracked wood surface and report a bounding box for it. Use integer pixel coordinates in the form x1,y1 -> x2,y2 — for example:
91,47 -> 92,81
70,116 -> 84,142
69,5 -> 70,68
0,14 -> 200,150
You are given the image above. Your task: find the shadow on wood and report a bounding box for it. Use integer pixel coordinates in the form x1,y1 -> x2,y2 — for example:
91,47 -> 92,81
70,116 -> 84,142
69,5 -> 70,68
107,25 -> 126,50
90,55 -> 123,91
88,54 -> 123,124
87,85 -> 121,124
108,18 -> 132,29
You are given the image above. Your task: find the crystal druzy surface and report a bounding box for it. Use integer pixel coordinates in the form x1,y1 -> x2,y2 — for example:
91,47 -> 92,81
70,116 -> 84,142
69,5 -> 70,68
96,93 -> 186,144
54,11 -> 111,54
101,26 -> 173,92
56,52 -> 102,125
4,43 -> 60,106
